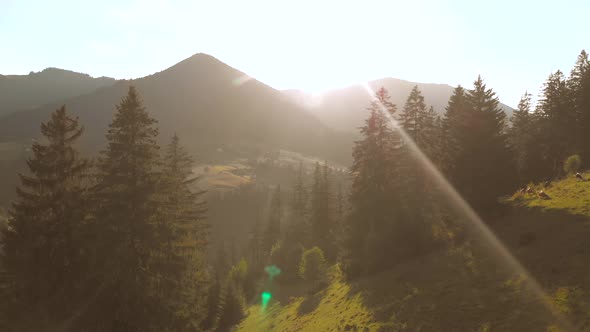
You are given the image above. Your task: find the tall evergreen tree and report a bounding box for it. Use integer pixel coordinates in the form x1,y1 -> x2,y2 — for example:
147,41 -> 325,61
569,50 -> 590,163
1,106 -> 89,328
262,185 -> 282,255
159,134 -> 209,329
446,77 -> 514,212
509,92 -> 550,183
87,86 -> 185,330
309,162 -> 335,259
342,88 -> 404,277
285,162 -> 308,245
441,86 -> 469,175
536,70 -> 576,175
399,86 -> 437,158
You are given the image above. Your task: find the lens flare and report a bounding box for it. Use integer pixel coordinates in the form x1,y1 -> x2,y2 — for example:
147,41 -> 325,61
232,74 -> 253,86
361,82 -> 576,331
261,291 -> 272,311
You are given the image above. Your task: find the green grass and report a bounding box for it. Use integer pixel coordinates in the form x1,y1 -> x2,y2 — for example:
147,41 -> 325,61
507,172 -> 590,216
192,164 -> 252,191
238,267 -> 386,332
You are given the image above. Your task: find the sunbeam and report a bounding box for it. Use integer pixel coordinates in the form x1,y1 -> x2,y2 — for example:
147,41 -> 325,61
361,82 -> 577,332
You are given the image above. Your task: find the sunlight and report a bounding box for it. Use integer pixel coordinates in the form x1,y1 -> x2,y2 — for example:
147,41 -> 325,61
232,74 -> 254,86
361,82 -> 577,331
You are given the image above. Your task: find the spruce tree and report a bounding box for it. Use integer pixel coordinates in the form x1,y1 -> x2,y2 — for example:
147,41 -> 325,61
399,86 -> 437,158
309,162 -> 335,259
159,134 -> 209,329
441,85 -> 469,176
536,70 -> 576,175
569,50 -> 590,162
447,77 -> 514,213
285,162 -> 308,246
342,87 -> 403,277
262,185 -> 282,256
88,86 -> 176,330
1,106 -> 89,328
509,92 -> 549,183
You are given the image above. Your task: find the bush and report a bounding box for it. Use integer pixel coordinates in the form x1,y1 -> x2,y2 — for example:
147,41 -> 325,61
298,247 -> 327,290
564,154 -> 582,175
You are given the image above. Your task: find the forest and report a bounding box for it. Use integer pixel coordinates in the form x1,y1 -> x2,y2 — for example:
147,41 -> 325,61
1,49 -> 589,331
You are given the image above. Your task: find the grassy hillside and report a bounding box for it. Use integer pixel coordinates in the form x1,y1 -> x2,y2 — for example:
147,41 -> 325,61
237,174 -> 590,331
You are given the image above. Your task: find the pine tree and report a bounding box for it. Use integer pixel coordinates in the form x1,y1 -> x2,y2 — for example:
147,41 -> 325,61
399,86 -> 437,157
342,87 -> 404,277
1,106 -> 89,328
509,92 -> 549,183
441,85 -> 469,175
285,162 -> 308,246
88,86 -> 178,330
309,162 -> 335,259
248,219 -> 263,267
536,70 -> 576,175
262,185 -> 282,256
446,77 -> 514,212
159,134 -> 209,329
569,50 -> 590,162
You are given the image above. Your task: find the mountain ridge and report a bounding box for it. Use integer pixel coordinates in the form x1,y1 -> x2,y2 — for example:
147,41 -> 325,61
283,77 -> 514,133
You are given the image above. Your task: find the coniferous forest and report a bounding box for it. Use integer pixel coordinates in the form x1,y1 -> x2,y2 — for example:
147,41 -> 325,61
1,50 -> 590,331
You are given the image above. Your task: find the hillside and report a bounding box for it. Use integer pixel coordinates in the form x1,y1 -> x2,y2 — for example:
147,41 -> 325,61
284,78 -> 514,133
237,174 -> 590,331
0,68 -> 115,117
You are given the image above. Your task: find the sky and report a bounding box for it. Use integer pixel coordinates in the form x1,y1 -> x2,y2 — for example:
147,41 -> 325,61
1,0 -> 588,107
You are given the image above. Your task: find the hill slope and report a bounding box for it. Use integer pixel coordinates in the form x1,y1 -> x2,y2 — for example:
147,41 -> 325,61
238,174 -> 590,331
284,78 -> 514,132
0,68 -> 115,117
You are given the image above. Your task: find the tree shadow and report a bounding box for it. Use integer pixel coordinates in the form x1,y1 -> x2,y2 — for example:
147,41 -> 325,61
296,290 -> 323,316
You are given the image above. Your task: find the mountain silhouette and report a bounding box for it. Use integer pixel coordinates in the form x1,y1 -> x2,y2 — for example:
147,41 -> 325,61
0,68 -> 115,117
0,54 -> 350,163
283,78 -> 514,132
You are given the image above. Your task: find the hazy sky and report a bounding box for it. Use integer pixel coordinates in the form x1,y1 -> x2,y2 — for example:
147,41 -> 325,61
1,0 -> 588,107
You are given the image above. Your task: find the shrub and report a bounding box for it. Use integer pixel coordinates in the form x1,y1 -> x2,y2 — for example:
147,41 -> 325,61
298,247 -> 327,290
564,154 -> 582,175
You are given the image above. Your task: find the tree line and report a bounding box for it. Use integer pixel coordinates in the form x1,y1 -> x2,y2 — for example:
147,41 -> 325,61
342,49 -> 590,278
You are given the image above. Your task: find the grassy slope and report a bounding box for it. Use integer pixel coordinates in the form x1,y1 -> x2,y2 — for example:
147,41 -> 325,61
238,174 -> 590,332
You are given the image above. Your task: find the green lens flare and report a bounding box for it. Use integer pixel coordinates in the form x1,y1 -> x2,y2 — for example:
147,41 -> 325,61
261,291 -> 272,310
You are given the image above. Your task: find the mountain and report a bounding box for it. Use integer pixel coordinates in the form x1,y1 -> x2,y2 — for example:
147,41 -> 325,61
0,68 -> 115,117
0,54 -> 351,163
283,78 -> 515,132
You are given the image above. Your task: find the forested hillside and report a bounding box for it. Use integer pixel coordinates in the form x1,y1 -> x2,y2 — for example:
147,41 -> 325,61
1,49 -> 589,331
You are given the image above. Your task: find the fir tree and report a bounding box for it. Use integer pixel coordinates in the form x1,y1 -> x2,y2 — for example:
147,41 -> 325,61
569,50 -> 590,162
441,85 -> 469,175
88,86 -> 181,330
536,70 -> 576,175
446,77 -> 514,212
285,162 -> 308,246
159,134 -> 209,329
1,106 -> 89,328
309,162 -> 335,259
399,86 -> 437,157
342,87 -> 404,277
262,185 -> 282,256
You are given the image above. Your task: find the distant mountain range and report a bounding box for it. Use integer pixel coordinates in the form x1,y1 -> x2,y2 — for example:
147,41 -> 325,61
0,54 -> 351,164
0,54 -> 515,161
0,68 -> 115,117
283,78 -> 514,132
